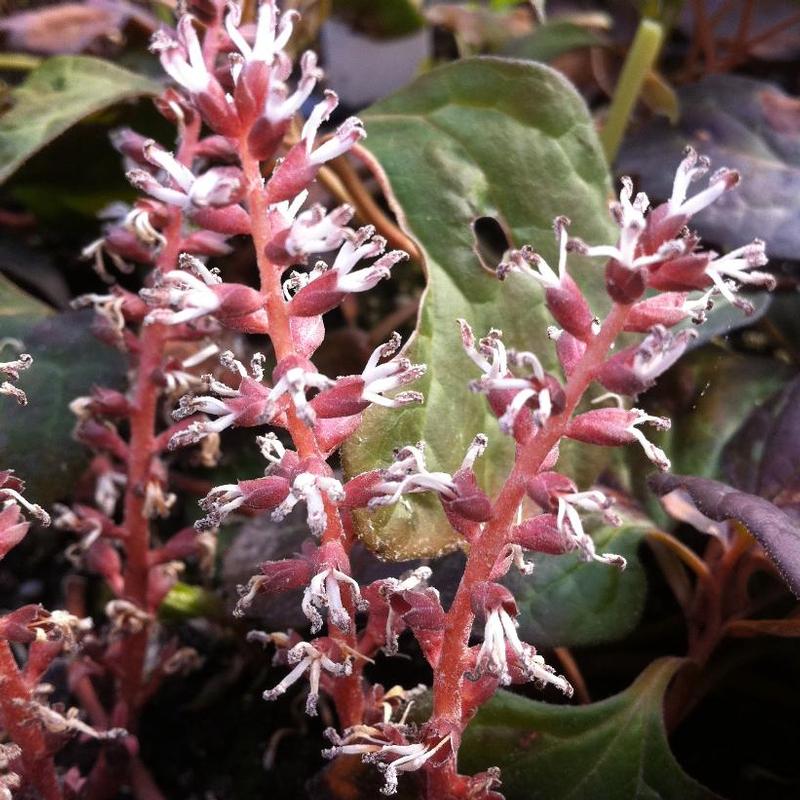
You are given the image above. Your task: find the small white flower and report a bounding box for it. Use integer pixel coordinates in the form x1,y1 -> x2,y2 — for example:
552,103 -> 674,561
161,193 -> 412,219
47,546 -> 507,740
470,606 -> 573,695
272,472 -> 344,536
302,567 -> 368,633
262,640 -> 352,716
555,490 -> 627,569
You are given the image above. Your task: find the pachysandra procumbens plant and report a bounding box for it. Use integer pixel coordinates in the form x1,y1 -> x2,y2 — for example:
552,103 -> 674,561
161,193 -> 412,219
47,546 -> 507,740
0,0 -> 776,797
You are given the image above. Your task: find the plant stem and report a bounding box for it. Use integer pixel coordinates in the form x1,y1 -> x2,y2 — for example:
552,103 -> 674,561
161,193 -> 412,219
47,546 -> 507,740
239,146 -> 364,727
118,48 -> 206,724
0,640 -> 62,800
600,17 -> 665,164
429,302 -> 632,729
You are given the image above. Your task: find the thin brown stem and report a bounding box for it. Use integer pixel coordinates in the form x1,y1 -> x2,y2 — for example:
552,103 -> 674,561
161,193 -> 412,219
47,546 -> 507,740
647,529 -> 712,584
326,155 -> 422,260
554,647 -> 591,704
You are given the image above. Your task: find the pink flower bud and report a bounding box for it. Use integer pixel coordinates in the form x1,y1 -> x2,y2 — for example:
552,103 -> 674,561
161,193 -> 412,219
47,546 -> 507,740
511,513 -> 573,555
597,326 -> 696,396
470,581 -> 517,619
605,258 -> 648,304
110,127 -> 150,167
75,419 -> 130,461
233,59 -> 270,126
196,475 -> 291,530
190,205 -> 251,235
625,291 -> 713,331
85,538 -> 124,596
550,328 -> 586,377
646,251 -> 711,293
315,413 -> 362,454
0,504 -> 28,560
149,527 -> 201,565
288,228 -> 405,317
566,407 -> 671,470
499,218 -> 595,339
526,471 -> 577,511
443,470 -> 493,525
389,587 -> 444,663
311,334 -> 425,419
0,604 -> 41,643
79,387 -> 131,418
150,20 -> 240,136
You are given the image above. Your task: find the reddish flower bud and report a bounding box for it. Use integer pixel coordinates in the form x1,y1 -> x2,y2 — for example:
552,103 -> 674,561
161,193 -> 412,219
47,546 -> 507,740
191,204 -> 251,235
85,538 -> 124,595
605,258 -> 648,304
526,471 -> 577,511
470,581 -> 517,619
0,604 -> 41,643
311,334 -> 425,419
288,228 -> 405,317
74,419 -> 130,461
551,328 -> 586,377
196,475 -> 291,530
597,326 -> 696,396
0,504 -> 28,560
499,218 -> 595,339
511,513 -> 572,555
566,407 -> 671,470
625,291 -> 713,331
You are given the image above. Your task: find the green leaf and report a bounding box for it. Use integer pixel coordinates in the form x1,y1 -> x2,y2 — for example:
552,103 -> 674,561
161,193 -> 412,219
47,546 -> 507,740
502,20 -> 602,62
159,582 -> 223,622
0,271 -> 52,327
505,521 -> 649,648
342,57 -> 615,559
459,658 -> 717,800
332,0 -> 424,38
0,55 -> 159,184
0,282 -> 124,504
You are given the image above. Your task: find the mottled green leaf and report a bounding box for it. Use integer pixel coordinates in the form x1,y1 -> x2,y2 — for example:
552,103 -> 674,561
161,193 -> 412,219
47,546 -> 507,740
0,55 -> 159,184
505,521 -> 649,648
342,57 -> 615,559
0,280 -> 124,503
459,658 -> 717,800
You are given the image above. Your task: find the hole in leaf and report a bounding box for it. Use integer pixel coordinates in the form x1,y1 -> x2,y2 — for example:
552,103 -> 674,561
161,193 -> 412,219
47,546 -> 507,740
472,216 -> 511,272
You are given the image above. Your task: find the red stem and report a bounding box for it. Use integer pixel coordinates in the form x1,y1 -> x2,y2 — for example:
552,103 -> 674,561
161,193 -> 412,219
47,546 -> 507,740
239,146 -> 363,727
427,302 -> 631,792
0,640 -> 62,800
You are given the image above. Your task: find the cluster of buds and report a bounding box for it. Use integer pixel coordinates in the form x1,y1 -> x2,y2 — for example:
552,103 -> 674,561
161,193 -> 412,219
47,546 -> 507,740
18,0 -> 770,795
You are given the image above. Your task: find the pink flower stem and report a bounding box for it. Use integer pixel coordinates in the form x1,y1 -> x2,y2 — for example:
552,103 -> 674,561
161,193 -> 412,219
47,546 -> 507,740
117,15 -> 217,730
239,147 -> 363,727
427,301 -> 632,791
0,639 -> 62,800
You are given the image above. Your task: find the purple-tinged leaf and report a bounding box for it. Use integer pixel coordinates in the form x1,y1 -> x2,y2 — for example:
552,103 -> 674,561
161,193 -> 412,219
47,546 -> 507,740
754,377 -> 800,508
722,376 -> 800,513
648,473 -> 800,596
